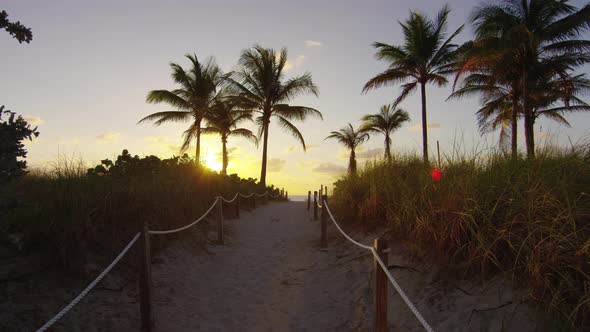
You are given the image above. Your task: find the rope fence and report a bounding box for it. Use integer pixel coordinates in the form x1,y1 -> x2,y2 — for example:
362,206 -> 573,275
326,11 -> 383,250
311,191 -> 434,332
36,188 -> 286,331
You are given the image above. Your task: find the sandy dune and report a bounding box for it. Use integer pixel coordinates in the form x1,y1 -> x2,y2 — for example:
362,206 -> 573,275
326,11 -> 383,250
2,201 -> 545,331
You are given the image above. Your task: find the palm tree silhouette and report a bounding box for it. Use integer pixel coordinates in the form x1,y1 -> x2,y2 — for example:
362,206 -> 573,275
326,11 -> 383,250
362,5 -> 464,164
325,124 -> 369,176
139,54 -> 226,165
471,0 -> 590,158
227,45 -> 321,186
202,99 -> 257,175
360,105 -> 410,161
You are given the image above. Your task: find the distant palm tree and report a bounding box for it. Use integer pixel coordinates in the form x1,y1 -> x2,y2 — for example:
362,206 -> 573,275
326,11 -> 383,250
325,124 -> 369,175
227,45 -> 321,186
202,99 -> 257,175
360,104 -> 410,161
363,5 -> 464,164
139,54 -> 226,165
471,0 -> 590,158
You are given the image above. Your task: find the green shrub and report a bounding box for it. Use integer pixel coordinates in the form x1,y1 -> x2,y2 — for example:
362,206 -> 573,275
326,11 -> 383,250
331,147 -> 590,329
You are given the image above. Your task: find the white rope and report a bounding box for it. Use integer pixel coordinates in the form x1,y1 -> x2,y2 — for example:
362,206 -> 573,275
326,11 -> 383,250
254,191 -> 268,197
239,193 -> 254,198
149,198 -> 219,235
324,203 -> 372,250
324,201 -> 434,331
36,233 -> 141,332
217,193 -> 239,203
371,248 -> 434,332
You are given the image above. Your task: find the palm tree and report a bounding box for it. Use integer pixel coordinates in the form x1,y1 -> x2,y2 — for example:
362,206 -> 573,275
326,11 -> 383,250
202,99 -> 257,175
471,0 -> 590,158
227,45 -> 321,187
325,124 -> 369,175
362,5 -> 464,164
139,54 -> 226,165
360,104 -> 410,160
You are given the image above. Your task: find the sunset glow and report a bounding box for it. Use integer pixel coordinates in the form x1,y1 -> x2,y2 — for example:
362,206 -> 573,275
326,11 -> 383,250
202,151 -> 223,173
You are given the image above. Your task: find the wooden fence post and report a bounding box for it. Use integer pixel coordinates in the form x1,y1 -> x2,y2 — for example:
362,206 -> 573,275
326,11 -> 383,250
374,239 -> 389,332
313,191 -> 318,221
217,199 -> 224,245
236,196 -> 240,218
320,185 -> 323,199
324,186 -> 328,196
139,220 -> 153,331
320,195 -> 327,248
307,191 -> 311,211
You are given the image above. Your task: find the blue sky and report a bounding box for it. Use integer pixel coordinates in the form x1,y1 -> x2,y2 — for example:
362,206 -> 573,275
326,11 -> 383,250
2,0 -> 590,194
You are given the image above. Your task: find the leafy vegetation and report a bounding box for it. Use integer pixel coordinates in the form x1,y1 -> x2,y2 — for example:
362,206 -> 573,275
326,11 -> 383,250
325,124 -> 369,175
0,150 -> 278,269
0,106 -> 39,183
0,10 -> 32,44
331,146 -> 590,329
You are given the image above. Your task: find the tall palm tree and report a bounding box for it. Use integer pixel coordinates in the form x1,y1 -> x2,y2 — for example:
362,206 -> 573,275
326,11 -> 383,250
471,0 -> 590,158
325,124 -> 369,176
362,5 -> 464,164
360,104 -> 410,160
202,99 -> 257,175
227,45 -> 321,187
139,54 -> 226,165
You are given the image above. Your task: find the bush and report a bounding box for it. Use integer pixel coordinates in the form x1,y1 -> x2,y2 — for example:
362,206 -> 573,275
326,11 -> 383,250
330,147 -> 590,329
0,150 -> 278,269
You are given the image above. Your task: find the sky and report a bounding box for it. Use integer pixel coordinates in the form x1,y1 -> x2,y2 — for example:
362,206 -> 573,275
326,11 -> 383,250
2,0 -> 590,195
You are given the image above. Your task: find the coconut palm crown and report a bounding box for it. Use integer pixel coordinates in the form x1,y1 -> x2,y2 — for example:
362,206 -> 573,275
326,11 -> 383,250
139,54 -> 226,165
226,45 -> 321,187
202,99 -> 257,175
325,124 -> 369,175
470,0 -> 590,158
362,5 -> 464,164
360,104 -> 410,160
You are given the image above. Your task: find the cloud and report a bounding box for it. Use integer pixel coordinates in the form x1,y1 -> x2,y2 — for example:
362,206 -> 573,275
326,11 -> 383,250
305,40 -> 322,47
284,145 -> 296,154
307,144 -> 319,150
312,162 -> 346,174
144,136 -> 181,153
267,158 -> 286,172
357,147 -> 383,159
284,55 -> 306,72
96,132 -> 121,143
23,115 -> 44,126
408,123 -> 441,132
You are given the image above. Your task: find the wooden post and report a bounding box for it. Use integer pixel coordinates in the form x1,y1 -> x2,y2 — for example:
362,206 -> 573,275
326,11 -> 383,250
320,185 -> 323,199
217,199 -> 224,245
320,195 -> 328,248
236,195 -> 240,218
313,191 -> 318,221
307,191 -> 311,211
324,185 -> 328,196
139,220 -> 153,331
437,140 -> 441,168
374,239 -> 389,332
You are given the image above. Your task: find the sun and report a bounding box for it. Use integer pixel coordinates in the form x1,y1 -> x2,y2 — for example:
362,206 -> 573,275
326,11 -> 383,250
202,151 -> 223,172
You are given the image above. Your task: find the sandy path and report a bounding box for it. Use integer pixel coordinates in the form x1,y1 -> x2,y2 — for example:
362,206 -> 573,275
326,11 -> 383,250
3,200 -> 544,331
151,201 -> 370,331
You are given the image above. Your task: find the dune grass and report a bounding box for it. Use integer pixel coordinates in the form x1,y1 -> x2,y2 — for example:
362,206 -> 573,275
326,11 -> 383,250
330,145 -> 590,330
0,150 -> 277,270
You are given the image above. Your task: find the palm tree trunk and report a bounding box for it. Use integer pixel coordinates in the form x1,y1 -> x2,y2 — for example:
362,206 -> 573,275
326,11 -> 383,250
349,149 -> 357,175
522,67 -> 535,159
259,118 -> 270,187
195,118 -> 202,166
221,135 -> 228,176
420,82 -> 429,164
511,92 -> 518,160
385,134 -> 392,161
